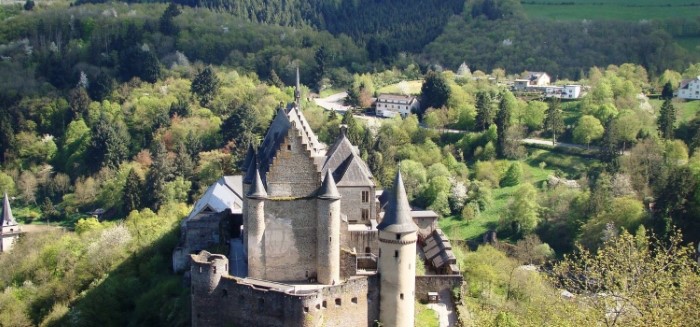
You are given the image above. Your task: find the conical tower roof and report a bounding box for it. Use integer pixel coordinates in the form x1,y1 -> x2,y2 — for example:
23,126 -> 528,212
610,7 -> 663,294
2,193 -> 17,227
294,66 -> 301,105
247,169 -> 268,199
377,170 -> 416,233
318,169 -> 340,200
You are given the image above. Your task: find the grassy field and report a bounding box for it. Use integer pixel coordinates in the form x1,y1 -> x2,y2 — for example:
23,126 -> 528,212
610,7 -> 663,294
415,301 -> 440,327
378,80 -> 423,95
649,98 -> 700,123
522,0 -> 700,21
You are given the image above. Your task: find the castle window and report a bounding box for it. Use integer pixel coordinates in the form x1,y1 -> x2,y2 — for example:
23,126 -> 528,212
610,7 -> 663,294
361,208 -> 369,220
287,144 -> 292,151
303,307 -> 309,313
335,298 -> 341,306
361,191 -> 369,203
396,233 -> 400,240
378,249 -> 381,257
316,304 -> 321,310
400,293 -> 404,300
329,237 -> 332,242
394,250 -> 398,258
213,266 -> 217,274
351,297 -> 358,304
322,300 -> 327,309
365,247 -> 371,254
199,267 -> 203,273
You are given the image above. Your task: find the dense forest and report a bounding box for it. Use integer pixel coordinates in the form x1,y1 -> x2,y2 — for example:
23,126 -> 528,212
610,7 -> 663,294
1,0 -> 700,325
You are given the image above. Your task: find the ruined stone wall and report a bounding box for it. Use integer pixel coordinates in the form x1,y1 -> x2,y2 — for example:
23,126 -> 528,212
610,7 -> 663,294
341,226 -> 378,255
414,275 -> 463,302
262,198 -> 320,282
338,186 -> 375,223
191,274 -> 380,327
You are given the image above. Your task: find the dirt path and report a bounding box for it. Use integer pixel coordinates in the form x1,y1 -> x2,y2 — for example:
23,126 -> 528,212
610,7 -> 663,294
426,289 -> 458,327
19,224 -> 64,234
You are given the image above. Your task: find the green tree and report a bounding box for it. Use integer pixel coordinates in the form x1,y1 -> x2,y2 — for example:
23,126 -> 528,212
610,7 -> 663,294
144,142 -> 173,211
553,230 -> 700,327
86,114 -> 130,172
523,101 -> 547,131
69,87 -> 91,120
573,115 -> 604,148
496,90 -> 516,158
222,103 -> 258,156
505,184 -> 540,235
23,0 -> 34,10
420,71 -> 450,115
475,91 -> 494,131
123,168 -> 142,214
191,66 -> 220,107
544,98 -> 564,144
500,162 -> 523,187
658,99 -> 676,139
661,81 -> 674,100
159,3 -> 182,35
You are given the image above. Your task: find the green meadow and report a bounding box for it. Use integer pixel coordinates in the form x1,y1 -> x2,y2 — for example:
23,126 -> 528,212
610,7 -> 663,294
522,0 -> 700,21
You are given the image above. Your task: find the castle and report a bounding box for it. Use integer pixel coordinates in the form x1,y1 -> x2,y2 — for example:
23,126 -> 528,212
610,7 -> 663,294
173,70 -> 462,327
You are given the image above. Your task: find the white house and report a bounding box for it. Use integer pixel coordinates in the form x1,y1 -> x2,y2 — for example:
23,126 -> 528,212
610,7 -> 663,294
678,76 -> 700,100
545,85 -> 582,99
375,94 -> 420,118
526,72 -> 551,87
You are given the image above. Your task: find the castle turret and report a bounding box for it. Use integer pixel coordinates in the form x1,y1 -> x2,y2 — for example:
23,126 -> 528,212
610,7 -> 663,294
1,192 -> 20,253
246,165 -> 267,279
316,169 -> 341,285
377,171 -> 418,327
242,151 -> 257,252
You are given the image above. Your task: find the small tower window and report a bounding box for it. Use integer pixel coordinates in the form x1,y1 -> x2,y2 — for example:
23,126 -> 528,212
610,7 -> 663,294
287,144 -> 292,151
394,250 -> 398,258
396,233 -> 400,240
322,300 -> 327,308
335,298 -> 341,306
351,297 -> 358,304
361,191 -> 369,203
400,293 -> 404,300
303,307 -> 309,313
361,208 -> 369,220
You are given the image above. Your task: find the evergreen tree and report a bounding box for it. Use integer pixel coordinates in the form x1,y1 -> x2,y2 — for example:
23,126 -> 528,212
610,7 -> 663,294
23,0 -> 34,11
269,69 -> 285,89
174,142 -> 195,180
68,87 -> 91,120
88,71 -> 114,101
144,142 -> 173,211
500,162 -> 523,187
222,103 -> 258,156
341,110 -> 364,145
185,130 -> 202,158
314,46 -> 327,89
420,71 -> 451,116
495,90 -> 515,158
545,97 -> 565,144
169,96 -> 190,118
191,66 -> 220,107
661,81 -> 674,100
600,119 -> 620,165
475,91 -> 494,131
160,3 -> 182,36
86,114 -> 130,172
658,99 -> 676,139
123,168 -> 142,214
0,114 -> 15,163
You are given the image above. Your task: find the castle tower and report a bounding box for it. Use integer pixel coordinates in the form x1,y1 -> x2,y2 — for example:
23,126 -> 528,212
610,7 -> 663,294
246,164 -> 267,279
241,145 -> 255,250
377,171 -> 418,327
1,193 -> 20,253
316,169 -> 341,285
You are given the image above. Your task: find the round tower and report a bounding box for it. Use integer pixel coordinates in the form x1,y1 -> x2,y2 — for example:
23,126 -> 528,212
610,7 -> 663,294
377,171 -> 418,327
246,165 -> 267,279
317,169 -> 341,285
241,147 -> 256,252
190,251 -> 228,296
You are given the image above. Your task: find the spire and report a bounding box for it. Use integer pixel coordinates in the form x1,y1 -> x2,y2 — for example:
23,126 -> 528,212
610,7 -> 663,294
247,169 -> 268,199
318,169 -> 340,200
241,143 -> 255,172
294,66 -> 301,106
377,170 -> 416,233
2,193 -> 17,227
243,153 -> 258,185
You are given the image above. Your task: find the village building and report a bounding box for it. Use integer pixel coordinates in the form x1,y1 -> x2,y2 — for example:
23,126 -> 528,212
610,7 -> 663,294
1,193 -> 21,253
544,84 -> 582,99
678,76 -> 700,100
375,94 -> 420,118
174,70 -> 462,327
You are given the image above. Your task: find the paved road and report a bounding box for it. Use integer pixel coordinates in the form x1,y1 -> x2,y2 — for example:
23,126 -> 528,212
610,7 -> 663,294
427,289 -> 458,327
313,91 -> 351,113
522,138 -> 599,151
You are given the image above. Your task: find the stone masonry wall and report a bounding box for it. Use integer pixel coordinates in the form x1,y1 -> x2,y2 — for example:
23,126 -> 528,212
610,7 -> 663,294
191,274 -> 380,327
414,275 -> 463,302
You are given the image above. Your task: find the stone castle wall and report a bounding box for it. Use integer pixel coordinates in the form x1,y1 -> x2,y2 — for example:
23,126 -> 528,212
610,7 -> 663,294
191,261 -> 380,327
338,186 -> 375,223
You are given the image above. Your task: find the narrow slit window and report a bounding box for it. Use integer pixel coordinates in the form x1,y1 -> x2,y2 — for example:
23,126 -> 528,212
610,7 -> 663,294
394,250 -> 398,258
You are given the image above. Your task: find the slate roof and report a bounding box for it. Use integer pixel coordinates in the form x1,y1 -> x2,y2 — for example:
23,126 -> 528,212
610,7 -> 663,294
680,76 -> 700,89
318,169 -> 340,200
2,193 -> 17,227
187,176 -> 243,221
376,94 -> 416,103
257,108 -> 292,178
334,154 -> 374,187
377,171 -> 417,233
247,169 -> 268,199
